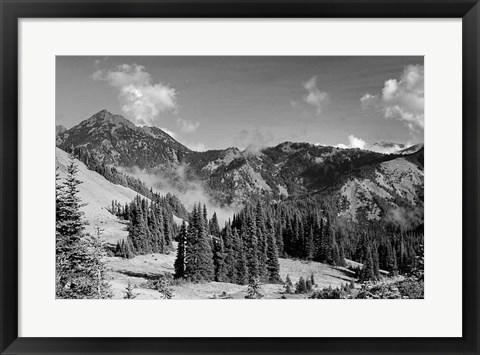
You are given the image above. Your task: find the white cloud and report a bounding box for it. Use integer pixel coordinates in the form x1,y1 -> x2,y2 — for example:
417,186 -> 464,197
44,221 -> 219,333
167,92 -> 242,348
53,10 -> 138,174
177,118 -> 200,133
348,135 -> 367,149
184,141 -> 207,152
303,76 -> 329,114
234,128 -> 273,154
336,134 -> 367,149
335,135 -> 415,154
91,63 -> 178,126
361,64 -> 424,132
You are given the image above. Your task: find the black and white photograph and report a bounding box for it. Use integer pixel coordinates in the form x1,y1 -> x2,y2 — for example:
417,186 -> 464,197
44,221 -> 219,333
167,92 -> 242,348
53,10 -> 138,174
55,56 -> 424,300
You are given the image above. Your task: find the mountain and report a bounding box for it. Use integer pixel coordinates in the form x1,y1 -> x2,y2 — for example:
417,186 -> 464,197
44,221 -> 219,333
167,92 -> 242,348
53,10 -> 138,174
373,141 -> 405,149
335,147 -> 424,226
372,141 -> 405,153
398,143 -> 424,155
372,141 -> 424,155
56,110 -> 424,226
56,109 -> 191,169
189,142 -> 396,205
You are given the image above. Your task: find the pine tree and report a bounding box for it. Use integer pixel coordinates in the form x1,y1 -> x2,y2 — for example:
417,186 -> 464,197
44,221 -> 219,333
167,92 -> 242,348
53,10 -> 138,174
56,160 -> 85,248
223,223 -> 236,281
209,212 -> 220,237
184,204 -> 215,282
148,207 -> 161,253
212,235 -> 228,282
233,228 -> 248,285
197,203 -> 215,281
284,274 -> 294,294
265,220 -> 281,283
295,276 -> 307,294
245,277 -> 264,299
275,218 -> 285,257
56,159 -> 110,299
323,217 -> 334,264
360,245 -> 376,282
306,225 -> 315,260
255,202 -> 268,281
391,246 -> 399,276
124,281 -> 137,299
313,217 -> 324,261
372,243 -> 380,279
128,198 -> 149,254
163,208 -> 173,248
174,221 -> 187,279
306,277 -> 312,292
185,205 -> 200,280
84,227 -> 111,298
125,236 -> 135,259
244,215 -> 259,281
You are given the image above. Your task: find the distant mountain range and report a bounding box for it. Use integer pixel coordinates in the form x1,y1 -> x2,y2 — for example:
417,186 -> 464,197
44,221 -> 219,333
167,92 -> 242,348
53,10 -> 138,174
56,110 -> 424,226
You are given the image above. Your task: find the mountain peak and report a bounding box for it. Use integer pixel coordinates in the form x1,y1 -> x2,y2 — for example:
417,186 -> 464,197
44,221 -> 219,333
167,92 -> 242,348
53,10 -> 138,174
91,109 -> 112,119
86,110 -> 137,130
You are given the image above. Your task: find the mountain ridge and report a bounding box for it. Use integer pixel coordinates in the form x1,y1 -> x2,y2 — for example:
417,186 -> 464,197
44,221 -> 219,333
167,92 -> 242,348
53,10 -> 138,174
56,110 -> 424,226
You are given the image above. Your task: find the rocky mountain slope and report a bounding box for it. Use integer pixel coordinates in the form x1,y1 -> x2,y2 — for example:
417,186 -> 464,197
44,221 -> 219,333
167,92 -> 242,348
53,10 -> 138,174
57,110 -> 424,225
57,110 -> 190,168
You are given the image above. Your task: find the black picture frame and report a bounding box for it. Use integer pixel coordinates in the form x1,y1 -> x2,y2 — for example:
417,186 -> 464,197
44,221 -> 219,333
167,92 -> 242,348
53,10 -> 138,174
1,1 -> 479,354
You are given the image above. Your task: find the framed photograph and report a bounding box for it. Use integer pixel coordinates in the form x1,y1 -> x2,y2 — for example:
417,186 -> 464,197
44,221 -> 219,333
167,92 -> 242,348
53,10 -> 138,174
1,0 -> 479,354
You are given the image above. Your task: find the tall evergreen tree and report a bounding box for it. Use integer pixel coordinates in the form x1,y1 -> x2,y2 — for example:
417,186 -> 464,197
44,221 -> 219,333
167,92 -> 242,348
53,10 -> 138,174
197,203 -> 215,281
243,215 -> 259,281
306,225 -> 315,260
360,245 -> 376,282
174,221 -> 187,279
255,202 -> 268,281
184,204 -> 215,282
372,243 -> 380,279
185,205 -> 200,279
209,212 -> 220,237
233,228 -> 248,285
212,235 -> 228,282
265,219 -> 281,283
223,223 -> 236,281
275,218 -> 285,257
56,159 -> 110,298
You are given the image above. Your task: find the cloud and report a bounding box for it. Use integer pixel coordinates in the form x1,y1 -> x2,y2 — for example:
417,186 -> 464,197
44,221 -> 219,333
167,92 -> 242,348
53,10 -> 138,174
118,165 -> 240,225
335,135 -> 415,154
234,128 -> 273,154
336,134 -> 367,149
361,64 -> 424,132
371,142 -> 406,154
184,141 -> 207,152
303,76 -> 329,114
177,118 -> 200,133
91,63 -> 178,126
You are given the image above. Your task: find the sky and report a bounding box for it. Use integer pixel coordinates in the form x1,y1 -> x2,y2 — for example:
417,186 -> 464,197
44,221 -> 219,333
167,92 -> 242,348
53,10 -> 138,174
56,56 -> 424,152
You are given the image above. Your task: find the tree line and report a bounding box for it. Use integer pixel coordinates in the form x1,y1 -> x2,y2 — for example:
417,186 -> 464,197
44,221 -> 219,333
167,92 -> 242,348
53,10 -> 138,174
113,192 -> 422,284
66,145 -> 188,219
174,201 -> 281,284
112,195 -> 179,258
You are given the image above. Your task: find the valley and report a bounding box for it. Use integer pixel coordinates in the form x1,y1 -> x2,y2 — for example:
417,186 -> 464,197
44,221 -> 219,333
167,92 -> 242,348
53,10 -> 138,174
56,110 -> 424,300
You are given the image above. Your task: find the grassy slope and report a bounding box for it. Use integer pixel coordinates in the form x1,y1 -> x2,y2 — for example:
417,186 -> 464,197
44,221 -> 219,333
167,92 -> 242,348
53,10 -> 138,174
56,147 -> 140,245
107,248 -> 357,300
